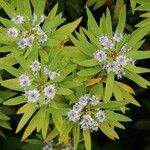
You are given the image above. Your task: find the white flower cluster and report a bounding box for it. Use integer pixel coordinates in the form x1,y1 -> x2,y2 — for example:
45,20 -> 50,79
93,33 -> 135,79
19,61 -> 58,104
44,66 -> 60,80
68,94 -> 106,132
7,15 -> 49,49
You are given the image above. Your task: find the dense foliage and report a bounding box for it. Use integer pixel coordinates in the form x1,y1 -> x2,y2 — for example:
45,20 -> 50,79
0,0 -> 150,150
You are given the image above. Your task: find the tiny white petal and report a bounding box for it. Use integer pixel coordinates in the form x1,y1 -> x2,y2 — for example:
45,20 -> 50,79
30,60 -> 41,72
7,27 -> 19,38
96,110 -> 106,123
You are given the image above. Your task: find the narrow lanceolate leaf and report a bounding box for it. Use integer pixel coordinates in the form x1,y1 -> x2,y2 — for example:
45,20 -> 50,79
59,120 -> 73,143
99,122 -> 119,140
53,18 -> 82,41
106,8 -> 113,38
125,65 -> 150,74
22,113 -> 38,141
86,7 -> 100,36
34,0 -> 46,18
57,88 -> 73,95
127,26 -> 150,49
125,70 -> 150,88
73,59 -> 98,67
115,5 -> 126,33
46,128 -> 59,142
106,111 -> 132,122
116,81 -> 135,94
122,90 -> 141,107
77,67 -> 100,77
125,51 -> 150,60
83,129 -> 91,150
87,77 -> 102,86
16,104 -> 37,133
104,73 -> 114,102
42,111 -> 49,139
0,111 -> 10,120
0,79 -> 23,91
36,108 -> 47,132
3,96 -> 26,106
0,0 -> 15,17
73,125 -> 80,150
136,4 -> 150,11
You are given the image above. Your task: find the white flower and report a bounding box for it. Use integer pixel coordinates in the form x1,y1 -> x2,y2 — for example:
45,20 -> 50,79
18,38 -> 27,49
116,67 -> 125,79
94,50 -> 107,62
25,89 -> 40,102
34,25 -> 42,35
107,62 -> 117,73
116,55 -> 128,67
30,60 -> 41,72
49,71 -> 60,80
12,15 -> 25,24
68,110 -> 80,122
41,32 -> 48,42
26,35 -> 34,47
80,115 -> 94,130
43,66 -> 50,75
44,85 -> 56,99
73,103 -> 83,112
78,94 -> 90,107
113,33 -> 123,42
96,110 -> 106,123
19,74 -> 31,87
90,121 -> 99,131
90,95 -> 100,106
99,36 -> 114,49
7,27 -> 19,38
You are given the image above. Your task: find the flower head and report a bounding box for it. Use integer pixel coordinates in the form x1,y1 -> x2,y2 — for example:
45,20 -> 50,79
30,60 -> 41,72
113,33 -> 123,42
96,110 -> 106,123
7,27 -> 19,38
19,74 -> 31,87
68,110 -> 80,122
25,89 -> 40,103
26,35 -> 34,47
18,38 -> 27,49
44,85 -> 56,99
94,50 -> 107,62
116,55 -> 128,67
12,15 -> 25,24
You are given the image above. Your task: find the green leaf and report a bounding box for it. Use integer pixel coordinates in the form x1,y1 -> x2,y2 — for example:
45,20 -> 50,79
59,120 -> 73,143
16,104 -> 37,133
83,129 -> 91,150
53,18 -> 82,41
99,122 -> 119,140
57,87 -> 73,95
125,50 -> 150,59
0,78 -> 23,91
136,4 -> 150,11
86,7 -> 100,36
34,0 -> 46,19
106,8 -> 113,38
0,120 -> 11,130
106,111 -> 132,122
0,111 -> 10,120
115,5 -> 126,33
77,67 -> 100,77
48,107 -> 69,116
60,64 -> 77,76
104,73 -> 114,102
125,65 -> 150,74
73,125 -> 80,150
127,26 -> 150,49
121,90 -> 140,106
0,0 -> 15,17
36,108 -> 46,132
125,70 -> 150,88
73,59 -> 98,67
3,96 -> 26,106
